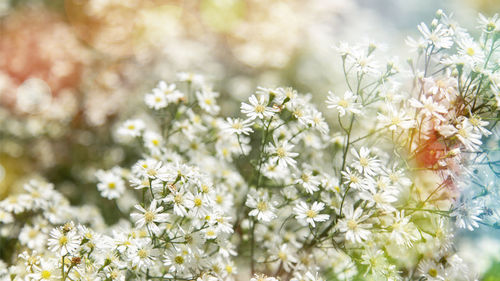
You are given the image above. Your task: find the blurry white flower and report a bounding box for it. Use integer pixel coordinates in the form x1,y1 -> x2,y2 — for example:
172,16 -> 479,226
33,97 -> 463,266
96,169 -> 125,200
117,119 -> 145,138
417,23 -> 453,49
196,87 -> 220,115
326,91 -> 361,116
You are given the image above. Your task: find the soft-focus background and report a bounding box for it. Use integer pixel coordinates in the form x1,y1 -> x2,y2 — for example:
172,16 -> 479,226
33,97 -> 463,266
1,0 -> 499,278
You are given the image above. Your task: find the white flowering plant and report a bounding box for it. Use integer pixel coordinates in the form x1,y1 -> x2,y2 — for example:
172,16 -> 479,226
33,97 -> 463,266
0,10 -> 499,281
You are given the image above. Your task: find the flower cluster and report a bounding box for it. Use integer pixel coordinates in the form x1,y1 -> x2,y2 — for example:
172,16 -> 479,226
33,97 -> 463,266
0,10 -> 498,281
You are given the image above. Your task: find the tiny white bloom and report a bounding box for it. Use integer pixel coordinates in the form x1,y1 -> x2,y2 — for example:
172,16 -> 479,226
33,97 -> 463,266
294,201 -> 330,227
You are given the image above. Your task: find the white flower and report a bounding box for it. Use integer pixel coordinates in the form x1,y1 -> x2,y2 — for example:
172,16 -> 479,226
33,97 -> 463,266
359,189 -> 397,213
246,192 -> 278,222
409,96 -> 447,121
145,89 -> 168,110
96,169 -> 125,200
456,34 -> 484,65
163,245 -> 192,274
128,240 -> 158,271
417,22 -> 453,49
452,201 -> 483,231
177,72 -> 205,86
417,259 -> 443,281
341,167 -> 374,192
152,81 -> 184,104
29,258 -> 60,280
117,119 -> 145,138
308,110 -> 329,135
130,200 -> 169,235
222,117 -> 254,135
468,115 -> 491,136
19,225 -> 47,250
272,244 -> 297,272
294,169 -> 320,194
143,131 -> 164,154
268,137 -> 299,168
377,105 -> 415,131
351,147 -> 380,176
165,190 -> 195,217
456,119 -> 482,151
478,13 -> 499,33
389,211 -> 419,247
132,158 -> 170,181
241,95 -> 275,120
326,91 -> 361,116
47,225 -> 80,255
0,209 -> 14,224
294,201 -> 329,227
337,205 -> 372,243
196,87 -> 220,115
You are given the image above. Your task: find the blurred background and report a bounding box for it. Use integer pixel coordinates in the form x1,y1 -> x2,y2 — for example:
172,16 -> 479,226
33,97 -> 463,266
0,0 -> 499,278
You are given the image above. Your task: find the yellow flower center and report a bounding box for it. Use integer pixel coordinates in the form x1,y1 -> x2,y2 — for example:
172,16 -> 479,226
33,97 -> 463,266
59,235 -> 68,246
276,147 -> 286,158
338,99 -> 349,108
301,173 -> 309,182
429,268 -> 438,277
359,157 -> 369,167
144,211 -> 155,223
41,270 -> 52,279
306,210 -> 317,218
347,219 -> 358,230
466,47 -> 475,56
108,182 -> 116,189
194,198 -> 202,207
138,249 -> 148,259
255,104 -> 265,113
29,229 -> 38,238
257,201 -> 268,211
175,256 -> 184,264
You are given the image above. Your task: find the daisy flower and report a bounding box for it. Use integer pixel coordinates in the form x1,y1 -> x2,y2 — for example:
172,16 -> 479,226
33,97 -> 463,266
351,147 -> 381,176
222,117 -> 254,135
337,204 -> 372,243
246,192 -> 278,222
267,137 -> 299,168
117,119 -> 145,138
241,95 -> 275,120
455,119 -> 482,151
144,89 -> 168,110
377,105 -> 415,131
196,87 -> 220,115
294,169 -> 320,194
153,81 -> 184,103
96,169 -> 125,200
29,258 -> 60,280
417,22 -> 453,49
326,91 -> 361,116
128,240 -> 158,271
294,201 -> 330,227
47,225 -> 80,255
130,200 -> 169,235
